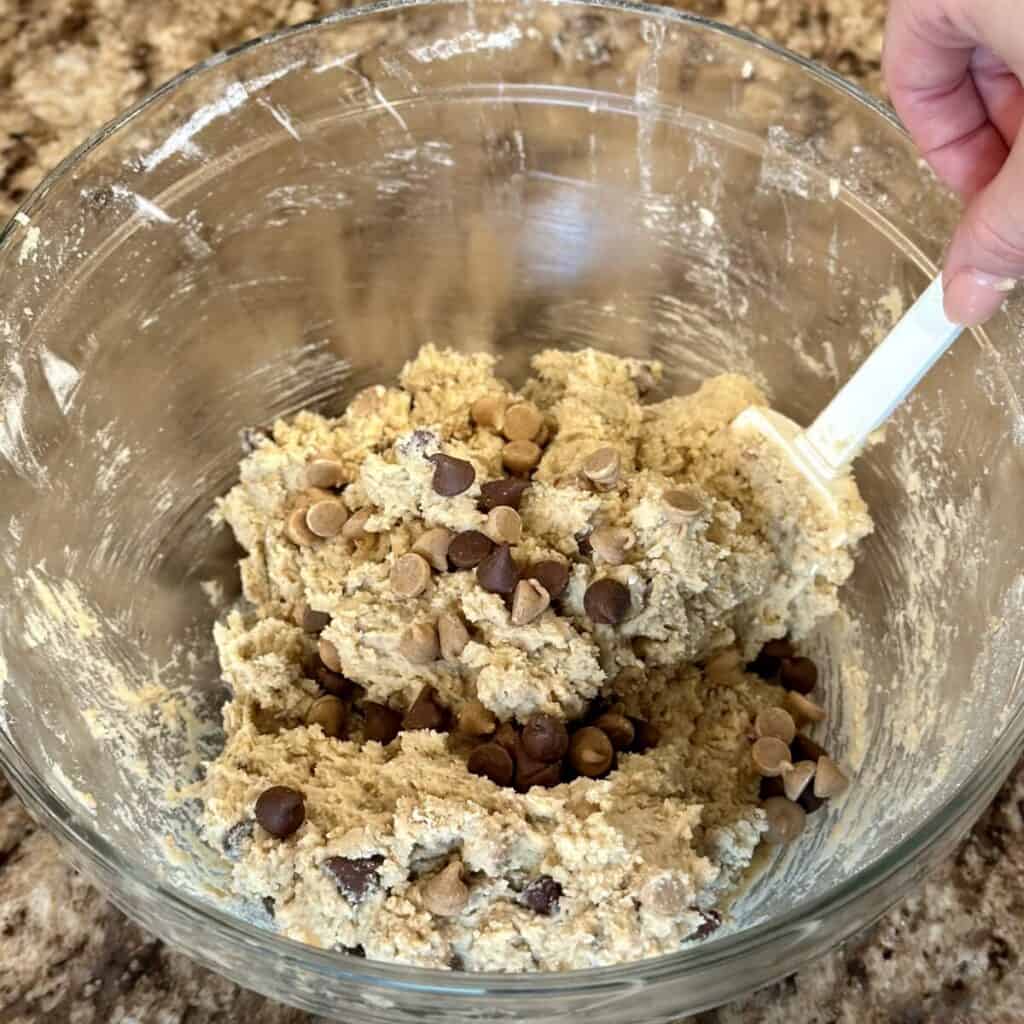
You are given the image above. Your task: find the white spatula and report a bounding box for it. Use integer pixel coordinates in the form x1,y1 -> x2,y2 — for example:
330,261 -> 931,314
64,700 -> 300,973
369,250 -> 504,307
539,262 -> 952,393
732,276 -> 963,517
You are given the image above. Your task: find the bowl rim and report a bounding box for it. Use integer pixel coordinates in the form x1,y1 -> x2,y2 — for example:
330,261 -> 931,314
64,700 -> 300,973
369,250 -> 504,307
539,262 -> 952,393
1,0 -> 1020,1000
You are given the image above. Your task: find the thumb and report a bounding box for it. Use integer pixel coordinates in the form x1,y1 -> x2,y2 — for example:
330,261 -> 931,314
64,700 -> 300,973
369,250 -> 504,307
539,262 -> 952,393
944,135 -> 1024,325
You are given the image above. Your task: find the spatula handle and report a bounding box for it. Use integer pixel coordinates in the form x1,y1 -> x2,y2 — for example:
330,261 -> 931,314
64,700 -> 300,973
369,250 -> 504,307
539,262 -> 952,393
802,276 -> 963,477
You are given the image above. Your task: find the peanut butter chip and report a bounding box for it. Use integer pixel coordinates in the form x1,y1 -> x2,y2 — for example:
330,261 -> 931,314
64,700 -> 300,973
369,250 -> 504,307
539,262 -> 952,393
421,861 -> 468,917
664,488 -> 703,519
704,648 -> 742,684
813,756 -> 849,799
305,457 -> 345,489
755,707 -> 796,745
582,447 -> 621,490
306,499 -> 348,538
511,578 -> 550,625
502,440 -> 541,475
458,700 -> 497,737
485,506 -> 522,545
412,527 -> 452,572
438,612 -> 471,661
470,394 -> 507,430
318,637 -> 342,673
784,691 -> 827,724
341,506 -> 373,540
762,797 -> 806,844
398,622 -> 440,664
591,712 -> 635,751
589,526 -> 635,565
286,507 -> 319,546
751,736 -> 793,777
305,695 -> 348,738
502,402 -> 544,442
570,726 -> 614,778
783,760 -> 816,802
391,553 -> 432,598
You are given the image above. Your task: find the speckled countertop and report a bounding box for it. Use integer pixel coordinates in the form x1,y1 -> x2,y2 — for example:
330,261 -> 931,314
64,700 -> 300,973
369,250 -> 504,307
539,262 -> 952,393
3,2 -> 1023,1022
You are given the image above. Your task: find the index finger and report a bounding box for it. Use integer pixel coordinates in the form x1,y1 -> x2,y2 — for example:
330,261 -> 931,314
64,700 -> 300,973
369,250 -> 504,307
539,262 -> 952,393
883,0 -> 1008,196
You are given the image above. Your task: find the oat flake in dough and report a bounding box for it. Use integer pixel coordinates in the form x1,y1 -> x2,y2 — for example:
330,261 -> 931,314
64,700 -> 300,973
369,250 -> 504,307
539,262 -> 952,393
199,345 -> 871,971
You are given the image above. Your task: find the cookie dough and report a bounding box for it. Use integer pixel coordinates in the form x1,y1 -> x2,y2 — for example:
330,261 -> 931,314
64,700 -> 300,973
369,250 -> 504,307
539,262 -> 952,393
199,345 -> 871,971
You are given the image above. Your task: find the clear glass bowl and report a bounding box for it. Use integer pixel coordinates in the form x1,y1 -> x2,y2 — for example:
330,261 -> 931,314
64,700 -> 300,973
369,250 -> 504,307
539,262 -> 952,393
2,0 -> 1023,1019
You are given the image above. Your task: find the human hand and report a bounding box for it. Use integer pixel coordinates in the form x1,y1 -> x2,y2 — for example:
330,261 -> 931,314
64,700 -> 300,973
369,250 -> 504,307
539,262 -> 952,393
884,0 -> 1024,325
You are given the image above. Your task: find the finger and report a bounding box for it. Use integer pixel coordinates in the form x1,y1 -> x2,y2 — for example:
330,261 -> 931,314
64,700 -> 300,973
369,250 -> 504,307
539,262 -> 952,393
971,49 -> 1024,145
943,136 -> 1024,324
884,0 -> 1008,195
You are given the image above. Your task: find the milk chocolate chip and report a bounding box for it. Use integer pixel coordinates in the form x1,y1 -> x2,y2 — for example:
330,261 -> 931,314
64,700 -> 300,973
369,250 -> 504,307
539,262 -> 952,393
254,786 -> 305,838
430,454 -> 475,497
477,544 -> 519,595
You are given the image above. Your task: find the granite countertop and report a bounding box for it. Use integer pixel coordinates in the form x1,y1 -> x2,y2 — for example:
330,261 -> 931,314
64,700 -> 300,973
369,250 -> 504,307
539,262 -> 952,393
3,2 -> 1023,1022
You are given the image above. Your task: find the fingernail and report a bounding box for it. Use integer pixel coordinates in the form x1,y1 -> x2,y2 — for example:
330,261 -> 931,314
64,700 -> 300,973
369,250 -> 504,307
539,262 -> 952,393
944,270 -> 1017,326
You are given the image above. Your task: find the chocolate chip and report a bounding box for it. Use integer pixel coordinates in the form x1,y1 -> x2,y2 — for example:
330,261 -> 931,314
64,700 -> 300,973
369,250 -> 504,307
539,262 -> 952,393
798,789 -> 826,815
759,775 -> 786,800
747,638 -> 795,678
344,945 -> 367,958
261,896 -> 276,918
494,722 -> 520,753
477,543 -> 519,595
448,530 -> 494,569
315,663 -> 355,699
575,530 -> 593,557
254,786 -> 305,838
591,712 -> 635,751
780,656 -> 818,694
363,701 -> 402,744
467,742 -> 515,787
692,908 -> 722,940
430,453 -> 475,496
584,578 -> 631,625
479,477 -> 530,512
791,733 -> 828,763
523,560 -> 570,600
403,685 -> 448,732
569,726 -> 614,778
323,854 -> 384,903
629,718 -> 661,753
515,743 -> 562,790
301,606 -> 331,633
521,875 -> 563,915
223,819 -> 253,858
521,713 -> 569,763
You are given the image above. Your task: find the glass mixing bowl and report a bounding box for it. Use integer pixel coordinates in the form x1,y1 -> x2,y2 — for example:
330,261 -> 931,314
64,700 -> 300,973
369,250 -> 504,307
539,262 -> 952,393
2,0 -> 1024,1019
